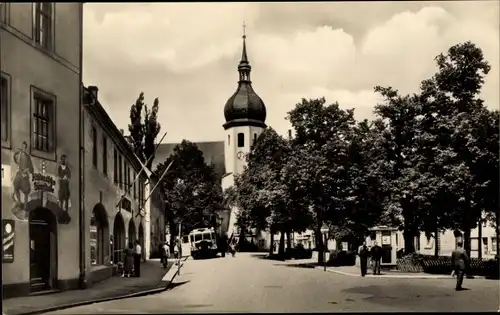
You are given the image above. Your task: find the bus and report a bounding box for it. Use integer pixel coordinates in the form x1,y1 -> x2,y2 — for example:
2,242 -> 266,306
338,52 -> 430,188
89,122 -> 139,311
188,228 -> 218,259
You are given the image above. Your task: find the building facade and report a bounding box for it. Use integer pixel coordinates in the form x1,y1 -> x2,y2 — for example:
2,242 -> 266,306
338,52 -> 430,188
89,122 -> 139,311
1,3 -> 83,297
82,86 -> 148,284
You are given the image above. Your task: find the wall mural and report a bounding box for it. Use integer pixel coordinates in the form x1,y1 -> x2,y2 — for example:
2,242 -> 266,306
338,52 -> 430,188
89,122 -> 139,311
10,142 -> 71,223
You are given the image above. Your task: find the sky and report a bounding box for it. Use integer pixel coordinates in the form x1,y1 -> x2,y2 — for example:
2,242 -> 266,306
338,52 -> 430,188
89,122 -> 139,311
83,1 -> 499,144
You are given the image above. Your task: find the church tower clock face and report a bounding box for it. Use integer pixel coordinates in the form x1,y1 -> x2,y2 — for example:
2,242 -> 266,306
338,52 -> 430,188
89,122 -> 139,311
237,151 -> 245,160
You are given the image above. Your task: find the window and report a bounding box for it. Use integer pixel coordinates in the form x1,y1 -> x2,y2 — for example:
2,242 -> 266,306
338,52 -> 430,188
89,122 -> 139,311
32,3 -> 53,50
133,172 -> 137,199
228,135 -> 230,145
492,237 -> 498,253
113,149 -> 118,184
471,237 -> 479,251
91,207 -> 110,265
237,133 -> 244,147
1,73 -> 10,143
128,167 -> 131,192
118,155 -> 123,189
126,165 -> 130,191
0,3 -> 7,24
482,237 -> 488,256
102,136 -> 108,175
138,179 -> 143,204
92,126 -> 98,168
253,133 -> 257,144
32,92 -> 54,153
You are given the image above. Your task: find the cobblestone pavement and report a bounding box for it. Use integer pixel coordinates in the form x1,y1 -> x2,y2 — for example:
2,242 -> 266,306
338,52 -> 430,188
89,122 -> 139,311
44,253 -> 500,313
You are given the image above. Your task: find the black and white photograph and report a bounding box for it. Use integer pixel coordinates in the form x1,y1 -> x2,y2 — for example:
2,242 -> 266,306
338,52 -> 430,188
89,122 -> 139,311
1,1 -> 499,314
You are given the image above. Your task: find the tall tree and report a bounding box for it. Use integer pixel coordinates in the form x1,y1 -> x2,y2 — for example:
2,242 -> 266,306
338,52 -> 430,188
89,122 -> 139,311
417,41 -> 496,257
287,98 -> 356,263
155,140 -> 222,253
127,93 -> 161,169
373,87 -> 422,254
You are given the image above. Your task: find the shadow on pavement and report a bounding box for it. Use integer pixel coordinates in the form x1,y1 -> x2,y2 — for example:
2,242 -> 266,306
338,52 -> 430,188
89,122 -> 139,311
343,284 -> 453,307
166,280 -> 190,291
273,262 -> 319,268
250,253 -> 287,261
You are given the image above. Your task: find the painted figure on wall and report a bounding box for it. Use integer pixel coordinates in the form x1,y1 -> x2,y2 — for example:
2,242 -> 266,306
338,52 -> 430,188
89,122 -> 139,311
57,154 -> 71,212
12,141 -> 34,210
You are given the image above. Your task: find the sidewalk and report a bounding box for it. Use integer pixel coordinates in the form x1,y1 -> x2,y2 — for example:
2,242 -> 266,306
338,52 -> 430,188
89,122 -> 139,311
3,259 -> 178,315
316,265 -> 467,279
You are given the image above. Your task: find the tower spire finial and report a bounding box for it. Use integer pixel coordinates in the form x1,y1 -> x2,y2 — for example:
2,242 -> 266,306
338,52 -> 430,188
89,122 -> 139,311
240,21 -> 249,64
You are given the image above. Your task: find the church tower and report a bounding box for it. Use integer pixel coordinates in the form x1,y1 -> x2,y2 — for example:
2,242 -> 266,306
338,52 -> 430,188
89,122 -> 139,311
222,27 -> 267,176
221,27 -> 267,241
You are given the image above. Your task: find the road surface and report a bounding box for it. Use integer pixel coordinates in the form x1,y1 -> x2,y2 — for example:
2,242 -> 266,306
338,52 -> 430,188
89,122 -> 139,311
45,253 -> 500,313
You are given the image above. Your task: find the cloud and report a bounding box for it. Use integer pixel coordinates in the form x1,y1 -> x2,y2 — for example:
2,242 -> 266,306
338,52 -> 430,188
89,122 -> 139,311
83,2 -> 499,144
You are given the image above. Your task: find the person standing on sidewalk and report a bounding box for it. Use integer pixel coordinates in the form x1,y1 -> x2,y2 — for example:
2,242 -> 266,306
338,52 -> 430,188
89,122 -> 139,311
358,241 -> 369,277
451,241 -> 469,291
134,240 -> 142,277
370,241 -> 382,275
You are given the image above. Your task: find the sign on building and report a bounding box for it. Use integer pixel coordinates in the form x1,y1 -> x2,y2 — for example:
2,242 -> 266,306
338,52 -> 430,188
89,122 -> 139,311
2,219 -> 15,263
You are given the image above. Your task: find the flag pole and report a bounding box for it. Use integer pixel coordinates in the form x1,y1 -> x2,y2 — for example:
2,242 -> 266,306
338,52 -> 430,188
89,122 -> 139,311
135,160 -> 174,217
116,131 -> 167,208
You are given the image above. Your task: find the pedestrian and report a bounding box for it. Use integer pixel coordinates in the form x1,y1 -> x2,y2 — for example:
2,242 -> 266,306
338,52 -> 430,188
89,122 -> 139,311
220,232 -> 228,257
229,239 -> 236,257
162,242 -> 169,268
370,241 -> 382,275
451,241 -> 470,291
358,241 -> 369,277
122,242 -> 134,278
134,240 -> 142,277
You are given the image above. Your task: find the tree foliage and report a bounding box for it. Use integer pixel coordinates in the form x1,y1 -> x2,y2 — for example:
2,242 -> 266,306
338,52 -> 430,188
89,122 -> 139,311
223,41 -> 498,260
155,140 -> 223,251
127,93 -> 162,169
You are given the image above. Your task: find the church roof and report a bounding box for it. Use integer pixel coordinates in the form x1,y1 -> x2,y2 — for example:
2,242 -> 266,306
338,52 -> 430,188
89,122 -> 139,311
223,33 -> 267,130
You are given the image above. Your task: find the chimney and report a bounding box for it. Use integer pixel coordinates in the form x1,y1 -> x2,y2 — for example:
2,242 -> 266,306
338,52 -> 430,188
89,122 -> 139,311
88,85 -> 98,100
119,129 -> 124,135
288,129 -> 292,139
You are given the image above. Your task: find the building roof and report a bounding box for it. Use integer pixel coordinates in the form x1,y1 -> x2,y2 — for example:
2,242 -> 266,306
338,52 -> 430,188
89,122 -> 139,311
82,85 -> 148,180
223,34 -> 267,130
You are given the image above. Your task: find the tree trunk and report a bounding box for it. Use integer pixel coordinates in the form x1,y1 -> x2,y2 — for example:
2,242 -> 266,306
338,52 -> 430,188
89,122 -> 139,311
286,230 -> 292,250
316,224 -> 324,265
464,228 -> 472,259
434,228 -> 440,257
403,228 -> 416,255
278,231 -> 285,256
269,227 -> 275,256
478,221 -> 483,260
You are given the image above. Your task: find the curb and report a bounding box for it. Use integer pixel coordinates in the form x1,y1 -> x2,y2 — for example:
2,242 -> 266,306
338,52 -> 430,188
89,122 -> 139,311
316,266 -> 486,280
15,257 -> 190,315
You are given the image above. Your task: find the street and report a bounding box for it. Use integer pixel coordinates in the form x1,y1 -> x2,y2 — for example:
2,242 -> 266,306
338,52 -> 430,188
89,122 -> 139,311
45,253 -> 499,313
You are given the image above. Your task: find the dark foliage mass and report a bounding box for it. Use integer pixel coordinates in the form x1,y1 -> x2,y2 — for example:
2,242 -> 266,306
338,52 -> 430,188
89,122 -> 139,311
225,41 -> 499,264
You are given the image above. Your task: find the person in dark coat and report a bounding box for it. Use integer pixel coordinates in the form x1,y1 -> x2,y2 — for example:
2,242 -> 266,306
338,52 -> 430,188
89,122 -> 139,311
358,241 -> 370,277
122,242 -> 134,277
57,154 -> 71,211
451,241 -> 470,291
370,241 -> 383,275
220,232 -> 228,257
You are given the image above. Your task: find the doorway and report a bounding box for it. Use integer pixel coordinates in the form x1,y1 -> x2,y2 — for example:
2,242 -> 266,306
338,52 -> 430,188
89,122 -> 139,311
113,213 -> 125,264
138,223 -> 144,261
29,208 -> 57,292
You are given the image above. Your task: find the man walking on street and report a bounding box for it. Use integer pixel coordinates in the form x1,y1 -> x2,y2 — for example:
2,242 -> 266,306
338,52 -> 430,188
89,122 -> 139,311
451,241 -> 469,291
134,240 -> 142,277
370,241 -> 382,275
358,241 -> 369,277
